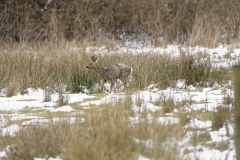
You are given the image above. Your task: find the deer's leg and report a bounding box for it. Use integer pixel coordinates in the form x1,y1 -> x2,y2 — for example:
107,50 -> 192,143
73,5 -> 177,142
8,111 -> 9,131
117,82 -> 124,89
109,82 -> 115,93
117,76 -> 128,89
124,82 -> 127,88
100,80 -> 104,91
101,79 -> 111,92
117,82 -> 128,90
104,86 -> 110,93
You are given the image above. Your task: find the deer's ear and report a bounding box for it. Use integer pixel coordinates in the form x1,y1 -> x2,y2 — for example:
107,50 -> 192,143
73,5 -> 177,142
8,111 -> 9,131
91,55 -> 98,62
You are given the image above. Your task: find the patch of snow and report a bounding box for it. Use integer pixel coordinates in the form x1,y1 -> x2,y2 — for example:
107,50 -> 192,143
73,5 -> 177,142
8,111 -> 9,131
0,88 -> 95,111
131,91 -> 161,103
141,102 -> 161,112
156,117 -> 179,125
21,118 -> 50,125
186,118 -> 212,128
176,80 -> 186,89
138,154 -> 151,160
2,124 -> 20,136
80,93 -> 125,106
67,93 -> 95,103
49,105 -> 75,112
185,147 -> 236,160
0,150 -> 6,158
11,115 -> 43,121
34,156 -> 62,160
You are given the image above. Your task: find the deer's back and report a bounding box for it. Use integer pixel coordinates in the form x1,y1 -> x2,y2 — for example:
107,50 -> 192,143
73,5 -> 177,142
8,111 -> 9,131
104,65 -> 121,80
99,63 -> 132,82
115,63 -> 132,75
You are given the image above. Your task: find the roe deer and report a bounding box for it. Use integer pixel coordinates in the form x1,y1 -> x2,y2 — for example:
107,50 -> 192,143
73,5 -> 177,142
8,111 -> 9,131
86,55 -> 132,93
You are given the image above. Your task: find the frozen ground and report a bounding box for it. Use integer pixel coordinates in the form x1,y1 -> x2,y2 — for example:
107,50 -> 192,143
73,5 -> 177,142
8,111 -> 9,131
0,44 -> 239,160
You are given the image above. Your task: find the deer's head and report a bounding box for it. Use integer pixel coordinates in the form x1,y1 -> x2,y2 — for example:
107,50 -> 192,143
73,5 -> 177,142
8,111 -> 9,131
86,55 -> 98,69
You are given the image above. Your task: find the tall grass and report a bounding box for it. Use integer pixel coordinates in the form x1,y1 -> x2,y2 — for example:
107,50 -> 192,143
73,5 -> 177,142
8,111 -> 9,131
0,43 -> 230,95
212,105 -> 233,130
0,43 -> 99,96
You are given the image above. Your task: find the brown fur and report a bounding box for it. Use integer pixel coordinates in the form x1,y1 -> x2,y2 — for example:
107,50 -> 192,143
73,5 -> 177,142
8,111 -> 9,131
86,55 -> 132,92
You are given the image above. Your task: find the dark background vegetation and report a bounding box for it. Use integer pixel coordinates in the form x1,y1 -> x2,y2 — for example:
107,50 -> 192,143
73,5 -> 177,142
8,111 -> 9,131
0,0 -> 240,47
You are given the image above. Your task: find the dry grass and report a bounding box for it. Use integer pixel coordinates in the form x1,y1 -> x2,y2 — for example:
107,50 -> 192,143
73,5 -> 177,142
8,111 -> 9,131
212,105 -> 233,130
0,43 -> 99,96
0,94 -> 184,160
1,93 -> 233,159
0,0 -> 239,46
0,1 -> 236,158
0,44 -> 234,159
0,43 -> 230,96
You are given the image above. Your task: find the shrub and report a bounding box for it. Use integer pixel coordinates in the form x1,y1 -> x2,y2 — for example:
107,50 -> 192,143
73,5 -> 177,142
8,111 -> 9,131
0,0 -> 239,46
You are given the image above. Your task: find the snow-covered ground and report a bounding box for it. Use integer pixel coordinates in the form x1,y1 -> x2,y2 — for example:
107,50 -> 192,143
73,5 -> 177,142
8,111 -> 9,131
0,44 -> 239,160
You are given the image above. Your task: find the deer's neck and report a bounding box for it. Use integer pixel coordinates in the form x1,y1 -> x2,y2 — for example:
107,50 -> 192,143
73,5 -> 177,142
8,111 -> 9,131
94,66 -> 108,78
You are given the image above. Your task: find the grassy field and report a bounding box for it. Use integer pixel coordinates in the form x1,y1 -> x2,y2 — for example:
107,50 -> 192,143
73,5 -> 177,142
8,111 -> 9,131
0,0 -> 238,159
0,42 -> 230,96
0,42 -> 236,160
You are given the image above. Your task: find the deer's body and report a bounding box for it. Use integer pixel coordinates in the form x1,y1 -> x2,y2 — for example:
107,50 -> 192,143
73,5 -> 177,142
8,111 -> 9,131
86,56 -> 132,93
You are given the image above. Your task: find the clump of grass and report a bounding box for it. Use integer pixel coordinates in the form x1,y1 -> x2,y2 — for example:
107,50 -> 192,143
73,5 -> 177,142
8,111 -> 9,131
2,122 -> 69,159
204,141 -> 217,149
216,140 -> 229,152
63,110 -> 136,160
18,107 -> 36,114
5,83 -> 17,97
152,94 -> 175,113
212,105 -> 232,130
223,92 -> 234,106
178,112 -> 192,126
43,92 -> 51,103
191,132 -> 212,146
198,111 -> 214,121
183,148 -> 192,155
0,111 -> 12,128
161,95 -> 175,113
198,132 -> 212,144
56,93 -> 69,108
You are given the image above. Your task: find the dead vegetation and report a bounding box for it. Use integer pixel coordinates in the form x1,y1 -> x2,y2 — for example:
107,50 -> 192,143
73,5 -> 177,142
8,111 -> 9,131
0,97 -> 184,160
0,0 -> 239,46
0,44 -> 230,95
0,0 -> 237,159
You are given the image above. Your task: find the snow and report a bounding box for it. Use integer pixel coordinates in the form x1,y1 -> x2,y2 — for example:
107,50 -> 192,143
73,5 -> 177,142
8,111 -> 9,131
48,105 -> 75,112
185,146 -> 236,160
156,117 -> 179,125
0,88 -> 95,111
0,44 -> 239,159
2,124 -> 21,136
34,157 -> 62,160
138,155 -> 151,160
186,118 -> 212,128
